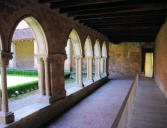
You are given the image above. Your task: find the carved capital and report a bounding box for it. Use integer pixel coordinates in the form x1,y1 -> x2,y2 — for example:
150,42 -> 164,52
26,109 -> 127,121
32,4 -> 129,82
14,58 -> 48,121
0,51 -> 13,66
48,53 -> 67,62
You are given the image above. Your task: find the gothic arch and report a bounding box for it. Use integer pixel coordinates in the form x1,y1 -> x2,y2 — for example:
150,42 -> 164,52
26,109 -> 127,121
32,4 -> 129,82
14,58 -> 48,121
10,16 -> 48,55
69,29 -> 82,57
94,40 -> 101,58
102,42 -> 107,57
84,36 -> 93,57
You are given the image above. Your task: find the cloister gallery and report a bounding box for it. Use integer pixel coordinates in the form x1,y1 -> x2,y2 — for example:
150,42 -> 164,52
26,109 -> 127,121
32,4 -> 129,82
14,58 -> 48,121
0,0 -> 167,128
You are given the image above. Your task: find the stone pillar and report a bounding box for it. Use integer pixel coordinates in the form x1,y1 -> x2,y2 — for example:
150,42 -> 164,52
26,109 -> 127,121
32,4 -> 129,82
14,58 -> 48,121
37,57 -> 45,96
49,54 -> 66,102
86,57 -> 93,83
0,52 -> 14,124
43,57 -> 51,97
103,57 -> 107,76
95,57 -> 101,80
9,43 -> 16,68
75,57 -> 83,87
100,57 -> 104,76
64,39 -> 72,72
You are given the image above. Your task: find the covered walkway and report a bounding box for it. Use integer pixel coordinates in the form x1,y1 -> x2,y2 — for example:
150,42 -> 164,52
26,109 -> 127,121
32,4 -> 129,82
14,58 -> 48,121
44,78 -> 167,128
130,79 -> 167,128
44,80 -> 132,128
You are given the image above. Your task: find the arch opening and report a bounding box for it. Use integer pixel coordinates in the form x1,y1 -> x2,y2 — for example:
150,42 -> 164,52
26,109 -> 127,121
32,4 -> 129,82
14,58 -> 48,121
84,36 -> 93,84
7,17 -> 49,112
64,29 -> 83,95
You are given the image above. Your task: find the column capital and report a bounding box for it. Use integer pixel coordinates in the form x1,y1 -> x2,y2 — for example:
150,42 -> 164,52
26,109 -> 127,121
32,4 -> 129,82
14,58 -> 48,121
94,57 -> 101,59
74,56 -> 83,60
48,53 -> 67,61
85,56 -> 93,59
0,51 -> 13,66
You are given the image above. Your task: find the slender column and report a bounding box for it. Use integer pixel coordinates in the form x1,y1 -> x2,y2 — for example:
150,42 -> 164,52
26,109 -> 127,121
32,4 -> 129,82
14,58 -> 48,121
104,57 -> 107,76
1,61 -> 8,113
43,57 -> 51,97
95,57 -> 101,80
75,58 -> 78,85
86,57 -> 93,83
0,52 -> 14,124
75,57 -> 83,87
38,57 -> 45,96
9,43 -> 16,68
100,57 -> 104,76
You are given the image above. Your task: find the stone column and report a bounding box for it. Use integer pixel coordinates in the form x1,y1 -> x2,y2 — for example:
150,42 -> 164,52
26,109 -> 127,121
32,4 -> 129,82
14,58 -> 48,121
64,39 -> 72,72
100,57 -> 104,76
49,54 -> 66,102
37,57 -> 45,96
43,57 -> 51,97
75,57 -> 83,87
9,43 -> 16,68
86,57 -> 93,83
0,52 -> 14,124
95,57 -> 101,80
103,57 -> 107,76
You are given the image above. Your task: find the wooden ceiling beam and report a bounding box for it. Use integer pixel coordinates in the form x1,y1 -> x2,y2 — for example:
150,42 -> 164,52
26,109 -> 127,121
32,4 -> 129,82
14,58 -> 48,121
69,5 -> 167,17
78,15 -> 166,24
68,3 -> 167,16
74,10 -> 167,20
48,0 -> 127,8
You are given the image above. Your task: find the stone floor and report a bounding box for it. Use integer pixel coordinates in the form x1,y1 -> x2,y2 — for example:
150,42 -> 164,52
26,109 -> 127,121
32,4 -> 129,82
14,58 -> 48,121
129,78 -> 167,128
44,80 -> 132,128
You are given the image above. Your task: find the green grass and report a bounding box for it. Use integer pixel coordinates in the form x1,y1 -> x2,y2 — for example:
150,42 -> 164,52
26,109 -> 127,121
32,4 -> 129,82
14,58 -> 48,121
3,70 -> 71,98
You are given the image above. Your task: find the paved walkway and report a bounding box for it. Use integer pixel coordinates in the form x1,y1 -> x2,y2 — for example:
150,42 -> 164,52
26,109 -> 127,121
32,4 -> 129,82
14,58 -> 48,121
44,80 -> 132,128
130,78 -> 167,128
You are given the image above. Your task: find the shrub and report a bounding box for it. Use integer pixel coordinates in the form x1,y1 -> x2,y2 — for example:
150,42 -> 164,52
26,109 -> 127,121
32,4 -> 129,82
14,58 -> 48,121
64,72 -> 71,79
7,80 -> 38,98
6,69 -> 38,77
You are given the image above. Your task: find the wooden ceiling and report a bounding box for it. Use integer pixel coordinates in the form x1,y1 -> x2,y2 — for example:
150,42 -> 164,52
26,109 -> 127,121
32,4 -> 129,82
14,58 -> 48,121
39,0 -> 167,43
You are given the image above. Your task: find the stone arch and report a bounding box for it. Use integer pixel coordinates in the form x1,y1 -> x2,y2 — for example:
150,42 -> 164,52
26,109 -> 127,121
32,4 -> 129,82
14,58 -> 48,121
69,29 -> 82,57
94,40 -> 101,58
84,36 -> 93,57
7,16 -> 50,110
102,42 -> 107,57
101,42 -> 107,76
9,16 -> 48,55
84,36 -> 94,83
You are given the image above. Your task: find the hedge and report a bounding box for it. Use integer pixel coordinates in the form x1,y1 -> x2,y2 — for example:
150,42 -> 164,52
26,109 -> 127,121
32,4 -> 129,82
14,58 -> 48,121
5,71 -> 71,98
6,70 -> 38,77
5,69 -> 71,78
7,80 -> 38,98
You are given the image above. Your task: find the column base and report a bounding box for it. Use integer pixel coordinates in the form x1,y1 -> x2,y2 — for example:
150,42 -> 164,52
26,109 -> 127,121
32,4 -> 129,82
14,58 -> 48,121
94,76 -> 101,81
38,96 -> 53,104
75,82 -> 84,87
0,111 -> 14,124
86,79 -> 94,85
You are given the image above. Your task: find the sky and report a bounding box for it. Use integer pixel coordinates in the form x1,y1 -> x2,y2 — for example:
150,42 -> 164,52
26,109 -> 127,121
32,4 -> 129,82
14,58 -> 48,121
16,20 -> 29,29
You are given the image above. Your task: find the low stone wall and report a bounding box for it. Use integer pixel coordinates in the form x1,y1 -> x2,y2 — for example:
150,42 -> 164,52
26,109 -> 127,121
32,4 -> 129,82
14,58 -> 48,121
5,77 -> 109,128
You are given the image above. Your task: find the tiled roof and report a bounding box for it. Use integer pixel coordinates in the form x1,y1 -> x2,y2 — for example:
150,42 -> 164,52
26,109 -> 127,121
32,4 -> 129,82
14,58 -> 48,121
12,28 -> 34,41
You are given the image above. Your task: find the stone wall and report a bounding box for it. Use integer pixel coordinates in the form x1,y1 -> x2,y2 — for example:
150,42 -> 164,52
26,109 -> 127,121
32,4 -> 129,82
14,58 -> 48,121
154,20 -> 167,98
14,40 -> 34,69
108,42 -> 154,79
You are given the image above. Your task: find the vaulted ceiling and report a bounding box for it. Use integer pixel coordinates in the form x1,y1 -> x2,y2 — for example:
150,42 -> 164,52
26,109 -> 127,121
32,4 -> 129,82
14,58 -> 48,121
39,0 -> 167,43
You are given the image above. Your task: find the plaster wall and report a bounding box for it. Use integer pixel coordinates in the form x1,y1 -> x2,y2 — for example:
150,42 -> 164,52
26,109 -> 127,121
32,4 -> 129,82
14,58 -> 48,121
154,21 -> 167,98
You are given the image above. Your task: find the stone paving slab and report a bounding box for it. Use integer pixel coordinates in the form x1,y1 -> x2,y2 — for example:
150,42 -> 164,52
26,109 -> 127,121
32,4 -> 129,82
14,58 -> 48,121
130,79 -> 167,128
44,80 -> 132,128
